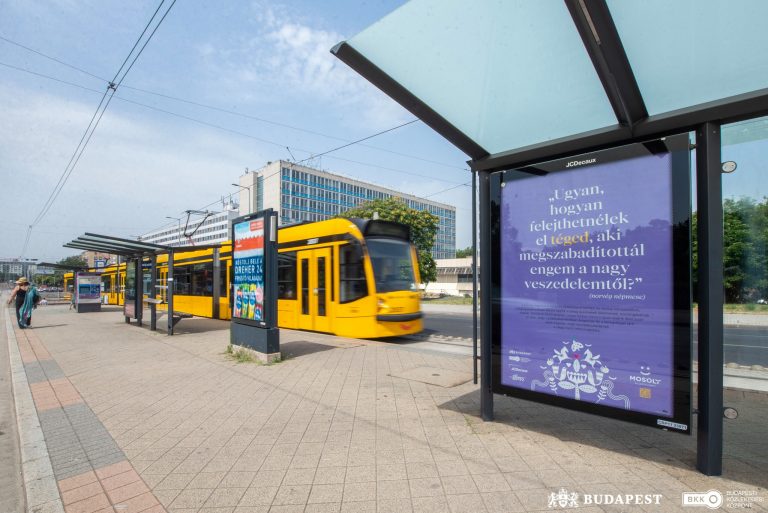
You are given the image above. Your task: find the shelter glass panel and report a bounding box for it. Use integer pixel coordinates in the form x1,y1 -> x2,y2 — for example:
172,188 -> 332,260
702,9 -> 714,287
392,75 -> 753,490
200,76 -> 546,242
347,0 -> 616,154
608,0 -> 768,116
720,117 -> 768,383
718,115 -> 768,474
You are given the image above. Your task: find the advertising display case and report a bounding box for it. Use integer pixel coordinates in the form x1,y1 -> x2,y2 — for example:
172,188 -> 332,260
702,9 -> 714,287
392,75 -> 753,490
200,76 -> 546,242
230,209 -> 279,361
76,272 -> 102,313
490,135 -> 692,432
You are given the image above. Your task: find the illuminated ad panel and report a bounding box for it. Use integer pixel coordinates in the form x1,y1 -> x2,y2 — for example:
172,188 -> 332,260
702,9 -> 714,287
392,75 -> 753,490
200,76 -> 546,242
491,135 -> 691,432
233,217 -> 266,323
76,273 -> 101,304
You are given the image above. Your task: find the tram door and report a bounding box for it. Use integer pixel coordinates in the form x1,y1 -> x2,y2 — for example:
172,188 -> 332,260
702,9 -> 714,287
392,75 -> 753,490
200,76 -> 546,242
298,248 -> 332,333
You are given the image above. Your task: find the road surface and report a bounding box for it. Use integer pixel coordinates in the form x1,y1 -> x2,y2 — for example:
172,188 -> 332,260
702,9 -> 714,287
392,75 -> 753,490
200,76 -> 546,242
404,307 -> 768,367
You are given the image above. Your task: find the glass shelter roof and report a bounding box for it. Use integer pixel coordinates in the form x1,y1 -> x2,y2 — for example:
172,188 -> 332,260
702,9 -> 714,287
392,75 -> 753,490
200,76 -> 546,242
333,0 -> 768,171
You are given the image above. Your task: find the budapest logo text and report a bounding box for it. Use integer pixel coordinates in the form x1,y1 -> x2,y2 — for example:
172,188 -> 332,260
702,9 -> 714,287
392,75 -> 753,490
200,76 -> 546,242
548,488 -> 662,508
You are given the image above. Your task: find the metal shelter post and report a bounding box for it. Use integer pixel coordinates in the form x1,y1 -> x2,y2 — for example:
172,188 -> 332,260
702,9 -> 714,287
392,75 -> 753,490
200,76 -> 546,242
479,169 -> 493,421
472,170 -> 479,384
212,247 -> 221,319
150,254 -> 157,331
136,259 -> 143,327
696,122 -> 724,475
167,250 -> 174,336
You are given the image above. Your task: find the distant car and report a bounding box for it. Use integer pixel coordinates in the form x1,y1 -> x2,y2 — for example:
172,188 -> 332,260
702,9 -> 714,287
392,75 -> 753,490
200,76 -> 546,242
758,299 -> 767,305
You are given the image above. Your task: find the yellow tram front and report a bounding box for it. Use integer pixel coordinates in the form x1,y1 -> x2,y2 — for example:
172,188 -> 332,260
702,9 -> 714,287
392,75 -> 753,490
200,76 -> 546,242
277,218 -> 423,338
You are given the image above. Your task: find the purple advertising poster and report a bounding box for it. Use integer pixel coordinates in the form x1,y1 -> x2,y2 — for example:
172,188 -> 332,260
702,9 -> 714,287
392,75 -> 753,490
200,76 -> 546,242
499,150 -> 679,419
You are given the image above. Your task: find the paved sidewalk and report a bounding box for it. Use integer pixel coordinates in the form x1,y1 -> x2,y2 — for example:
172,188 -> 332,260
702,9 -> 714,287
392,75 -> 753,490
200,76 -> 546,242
3,304 -> 768,513
0,293 -> 24,513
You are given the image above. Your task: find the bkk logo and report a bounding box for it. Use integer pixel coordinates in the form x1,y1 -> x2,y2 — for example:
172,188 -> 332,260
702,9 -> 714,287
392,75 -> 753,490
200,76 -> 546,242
548,488 -> 663,508
682,490 -> 723,509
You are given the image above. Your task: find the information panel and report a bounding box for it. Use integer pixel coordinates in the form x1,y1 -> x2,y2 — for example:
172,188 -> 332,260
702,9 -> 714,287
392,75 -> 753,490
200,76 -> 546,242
76,273 -> 101,304
233,217 -> 266,324
491,136 -> 691,432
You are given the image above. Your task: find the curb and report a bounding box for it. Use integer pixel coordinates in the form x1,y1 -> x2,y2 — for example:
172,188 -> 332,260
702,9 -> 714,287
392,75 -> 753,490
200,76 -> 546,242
4,307 -> 65,513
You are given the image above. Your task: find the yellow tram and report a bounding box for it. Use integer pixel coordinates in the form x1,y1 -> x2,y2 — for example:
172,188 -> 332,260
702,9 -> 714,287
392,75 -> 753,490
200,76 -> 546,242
64,218 -> 423,338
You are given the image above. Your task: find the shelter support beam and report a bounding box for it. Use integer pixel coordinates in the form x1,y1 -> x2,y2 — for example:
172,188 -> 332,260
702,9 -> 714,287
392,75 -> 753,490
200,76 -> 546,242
150,255 -> 157,331
566,0 -> 647,127
168,251 -> 174,336
479,170 -> 493,421
472,170 -> 478,384
213,248 -> 221,319
695,122 -> 723,476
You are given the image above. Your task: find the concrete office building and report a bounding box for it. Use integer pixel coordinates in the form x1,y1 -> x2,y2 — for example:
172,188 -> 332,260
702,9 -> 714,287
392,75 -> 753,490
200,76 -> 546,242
140,207 -> 240,247
237,160 -> 457,259
424,257 -> 479,296
0,258 -> 38,283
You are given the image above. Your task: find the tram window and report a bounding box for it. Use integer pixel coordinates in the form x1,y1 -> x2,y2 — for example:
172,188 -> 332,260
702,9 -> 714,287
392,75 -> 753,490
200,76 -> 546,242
278,252 -> 297,299
366,238 -> 417,293
102,275 -> 112,293
173,262 -> 213,296
340,242 -> 367,303
318,257 -> 326,316
219,264 -> 227,298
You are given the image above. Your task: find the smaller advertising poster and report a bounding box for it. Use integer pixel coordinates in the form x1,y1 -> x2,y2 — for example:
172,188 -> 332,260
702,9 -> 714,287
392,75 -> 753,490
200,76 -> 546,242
124,260 -> 137,319
233,217 -> 265,323
76,273 -> 102,304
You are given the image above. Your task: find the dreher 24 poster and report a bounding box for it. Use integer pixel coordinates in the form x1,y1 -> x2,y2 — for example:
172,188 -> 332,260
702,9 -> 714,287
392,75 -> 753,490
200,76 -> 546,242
233,218 -> 265,322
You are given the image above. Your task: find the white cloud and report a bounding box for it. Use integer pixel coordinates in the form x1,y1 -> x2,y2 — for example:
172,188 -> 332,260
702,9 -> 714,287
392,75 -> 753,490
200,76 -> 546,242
0,83 -> 261,258
197,4 -> 410,131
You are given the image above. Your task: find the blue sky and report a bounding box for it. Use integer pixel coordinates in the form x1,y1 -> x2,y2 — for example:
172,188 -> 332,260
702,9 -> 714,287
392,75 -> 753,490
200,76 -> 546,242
1,0 -> 473,261
3,1 -> 767,263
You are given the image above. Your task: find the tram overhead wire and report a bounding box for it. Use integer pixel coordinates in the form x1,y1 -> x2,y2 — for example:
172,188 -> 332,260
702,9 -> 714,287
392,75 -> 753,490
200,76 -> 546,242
17,0 -> 178,257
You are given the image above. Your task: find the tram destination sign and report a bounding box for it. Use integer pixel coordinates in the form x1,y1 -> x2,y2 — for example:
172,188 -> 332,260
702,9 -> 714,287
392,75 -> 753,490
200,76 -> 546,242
490,135 -> 691,432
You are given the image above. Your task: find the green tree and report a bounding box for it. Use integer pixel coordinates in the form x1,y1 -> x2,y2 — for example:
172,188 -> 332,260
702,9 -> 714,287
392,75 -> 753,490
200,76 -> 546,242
339,197 -> 439,284
692,197 -> 768,303
57,255 -> 88,268
53,255 -> 88,285
456,247 -> 473,258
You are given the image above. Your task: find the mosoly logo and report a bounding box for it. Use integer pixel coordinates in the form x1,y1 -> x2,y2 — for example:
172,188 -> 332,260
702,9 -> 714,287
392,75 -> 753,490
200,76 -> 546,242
683,490 -> 723,509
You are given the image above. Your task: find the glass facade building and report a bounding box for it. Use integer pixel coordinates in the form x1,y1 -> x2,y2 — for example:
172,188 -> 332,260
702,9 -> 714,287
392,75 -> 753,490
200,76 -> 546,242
240,161 -> 457,259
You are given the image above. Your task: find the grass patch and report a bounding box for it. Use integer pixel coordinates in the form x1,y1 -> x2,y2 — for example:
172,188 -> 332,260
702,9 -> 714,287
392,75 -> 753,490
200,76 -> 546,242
422,295 -> 475,305
694,304 -> 768,314
224,344 -> 284,365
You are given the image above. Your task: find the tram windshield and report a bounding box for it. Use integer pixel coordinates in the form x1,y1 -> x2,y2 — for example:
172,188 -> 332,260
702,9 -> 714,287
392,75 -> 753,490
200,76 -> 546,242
366,237 -> 417,293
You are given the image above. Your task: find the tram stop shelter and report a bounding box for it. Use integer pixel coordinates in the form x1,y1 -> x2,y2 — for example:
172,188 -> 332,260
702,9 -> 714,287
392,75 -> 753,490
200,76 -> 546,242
64,233 -> 226,335
332,0 -> 768,475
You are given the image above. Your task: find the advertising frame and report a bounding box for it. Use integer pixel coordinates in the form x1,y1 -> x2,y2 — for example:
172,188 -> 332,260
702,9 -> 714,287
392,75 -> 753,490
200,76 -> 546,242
123,258 -> 138,320
76,272 -> 102,313
76,273 -> 102,304
489,134 -> 692,433
230,209 -> 277,329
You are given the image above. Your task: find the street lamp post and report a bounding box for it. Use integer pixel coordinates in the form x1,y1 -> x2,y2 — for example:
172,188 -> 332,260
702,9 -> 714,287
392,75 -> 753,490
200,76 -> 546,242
231,183 -> 251,214
165,216 -> 182,245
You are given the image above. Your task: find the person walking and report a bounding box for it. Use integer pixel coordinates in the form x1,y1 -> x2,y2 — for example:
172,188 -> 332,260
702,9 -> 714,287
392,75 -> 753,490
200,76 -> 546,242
6,277 -> 38,328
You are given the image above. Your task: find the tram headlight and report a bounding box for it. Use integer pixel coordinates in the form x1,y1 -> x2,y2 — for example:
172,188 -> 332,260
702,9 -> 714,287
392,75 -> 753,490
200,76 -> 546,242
377,299 -> 388,312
